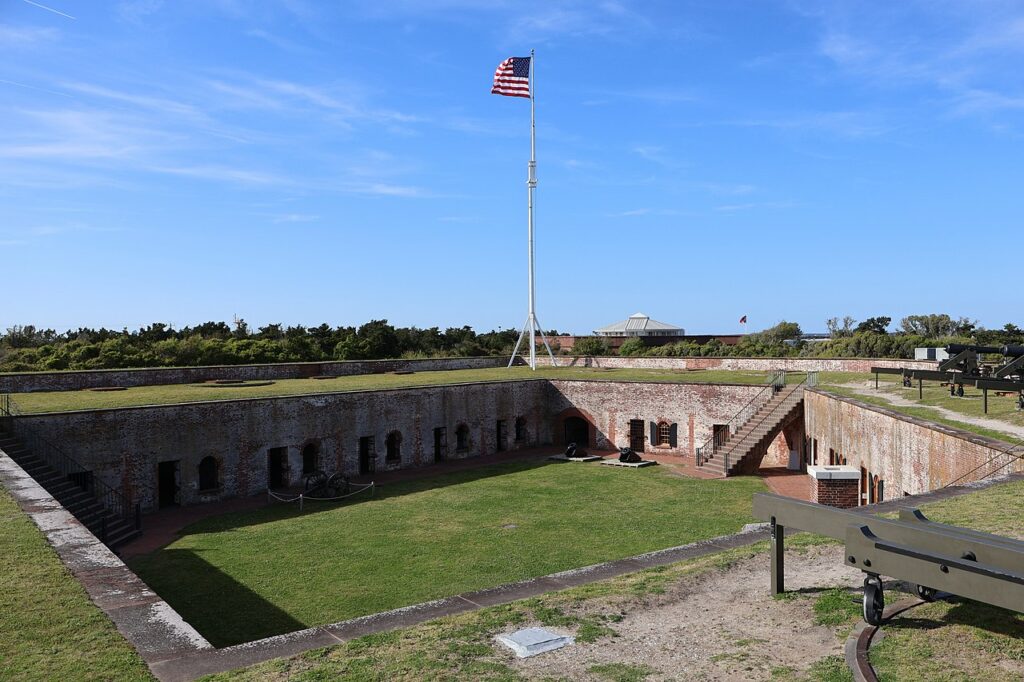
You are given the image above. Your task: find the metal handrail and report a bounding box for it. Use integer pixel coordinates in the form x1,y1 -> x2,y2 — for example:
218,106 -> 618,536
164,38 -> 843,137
717,378 -> 807,473
695,371 -> 786,466
0,394 -> 141,540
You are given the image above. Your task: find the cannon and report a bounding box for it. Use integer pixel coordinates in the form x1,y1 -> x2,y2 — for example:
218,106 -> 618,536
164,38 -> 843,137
945,343 -> 1003,356
1001,344 -> 1024,357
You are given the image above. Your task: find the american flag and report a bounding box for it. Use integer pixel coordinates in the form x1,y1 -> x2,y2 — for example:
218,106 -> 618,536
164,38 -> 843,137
491,56 -> 531,98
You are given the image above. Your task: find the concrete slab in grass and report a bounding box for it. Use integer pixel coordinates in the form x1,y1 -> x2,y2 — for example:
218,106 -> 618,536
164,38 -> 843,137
599,459 -> 658,468
497,627 -> 574,657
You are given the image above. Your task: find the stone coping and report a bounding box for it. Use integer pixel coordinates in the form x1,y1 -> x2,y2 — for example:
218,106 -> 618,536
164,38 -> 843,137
808,465 -> 860,480
0,355 -> 934,379
0,446 -> 211,675
806,388 -> 1020,452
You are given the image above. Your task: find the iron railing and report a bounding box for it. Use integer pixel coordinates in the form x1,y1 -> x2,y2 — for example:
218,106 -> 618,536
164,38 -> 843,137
0,394 -> 141,541
716,377 -> 807,473
695,371 -> 786,466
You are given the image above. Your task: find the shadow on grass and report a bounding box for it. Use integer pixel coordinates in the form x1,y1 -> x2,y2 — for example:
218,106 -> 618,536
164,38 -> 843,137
176,457 -> 566,536
130,547 -> 307,647
888,598 -> 1024,639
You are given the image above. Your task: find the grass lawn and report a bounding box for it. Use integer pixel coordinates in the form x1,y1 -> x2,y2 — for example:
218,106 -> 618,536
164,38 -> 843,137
823,383 -> 1021,443
877,377 -> 1024,427
205,479 -> 1024,682
130,459 -> 767,647
0,487 -> 153,681
8,367 -> 782,414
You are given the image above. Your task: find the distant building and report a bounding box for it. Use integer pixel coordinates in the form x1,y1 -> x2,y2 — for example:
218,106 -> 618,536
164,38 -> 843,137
593,312 -> 684,338
549,312 -> 742,354
915,347 -> 949,361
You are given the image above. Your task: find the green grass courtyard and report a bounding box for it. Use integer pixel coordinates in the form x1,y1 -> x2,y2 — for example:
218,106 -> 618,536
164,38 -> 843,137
129,458 -> 768,647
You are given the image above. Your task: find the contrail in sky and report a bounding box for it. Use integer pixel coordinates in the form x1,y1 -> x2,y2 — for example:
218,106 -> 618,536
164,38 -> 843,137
22,0 -> 76,20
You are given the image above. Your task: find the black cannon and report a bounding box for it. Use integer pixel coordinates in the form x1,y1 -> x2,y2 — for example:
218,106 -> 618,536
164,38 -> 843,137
945,343 -> 1003,356
618,447 -> 642,463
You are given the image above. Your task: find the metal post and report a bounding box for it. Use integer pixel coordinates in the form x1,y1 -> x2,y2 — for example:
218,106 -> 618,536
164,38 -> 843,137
919,378 -> 923,400
771,516 -> 785,595
983,388 -> 988,414
875,372 -> 879,390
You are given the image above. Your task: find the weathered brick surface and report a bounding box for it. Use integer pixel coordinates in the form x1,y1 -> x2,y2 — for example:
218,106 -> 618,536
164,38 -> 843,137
810,477 -> 859,508
0,357 -> 509,393
0,356 -> 935,393
14,381 -> 549,510
804,389 -> 1023,497
546,380 -> 764,455
540,356 -> 935,373
12,380 -> 768,510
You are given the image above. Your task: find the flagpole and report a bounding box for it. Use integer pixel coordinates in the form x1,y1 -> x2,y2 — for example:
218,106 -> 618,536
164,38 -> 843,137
507,49 -> 557,370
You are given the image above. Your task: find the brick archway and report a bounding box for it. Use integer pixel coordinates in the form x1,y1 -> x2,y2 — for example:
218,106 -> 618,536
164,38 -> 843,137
553,408 -> 597,448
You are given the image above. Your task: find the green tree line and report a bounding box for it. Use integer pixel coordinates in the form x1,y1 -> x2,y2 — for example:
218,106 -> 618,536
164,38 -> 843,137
2,314 -> 1021,372
0,320 -> 526,372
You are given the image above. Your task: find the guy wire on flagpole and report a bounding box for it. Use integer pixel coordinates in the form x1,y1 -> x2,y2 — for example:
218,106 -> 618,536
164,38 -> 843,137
508,48 -> 559,370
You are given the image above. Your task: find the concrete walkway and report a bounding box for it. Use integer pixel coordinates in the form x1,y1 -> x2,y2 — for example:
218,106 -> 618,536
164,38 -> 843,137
148,472 -> 1023,681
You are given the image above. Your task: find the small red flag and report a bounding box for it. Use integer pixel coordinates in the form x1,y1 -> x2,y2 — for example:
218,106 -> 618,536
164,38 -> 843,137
739,315 -> 747,324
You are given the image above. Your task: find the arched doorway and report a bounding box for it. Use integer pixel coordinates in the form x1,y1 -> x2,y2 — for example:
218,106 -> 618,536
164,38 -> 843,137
302,443 -> 319,475
563,416 -> 589,446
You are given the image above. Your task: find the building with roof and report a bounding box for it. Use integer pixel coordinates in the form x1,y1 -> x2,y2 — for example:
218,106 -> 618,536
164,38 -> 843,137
593,312 -> 685,338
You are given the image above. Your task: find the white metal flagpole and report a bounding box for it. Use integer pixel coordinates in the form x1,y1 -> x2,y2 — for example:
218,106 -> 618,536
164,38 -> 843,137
508,49 -> 558,371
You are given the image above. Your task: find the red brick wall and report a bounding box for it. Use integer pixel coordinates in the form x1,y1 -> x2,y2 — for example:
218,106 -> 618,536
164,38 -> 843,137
811,478 -> 859,508
541,356 -> 934,373
804,389 -> 1024,496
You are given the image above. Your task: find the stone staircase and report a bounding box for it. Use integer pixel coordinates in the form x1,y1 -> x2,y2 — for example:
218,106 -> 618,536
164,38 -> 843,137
698,384 -> 805,477
0,429 -> 141,551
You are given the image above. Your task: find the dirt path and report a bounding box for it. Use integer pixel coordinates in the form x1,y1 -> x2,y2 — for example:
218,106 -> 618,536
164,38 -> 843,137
844,381 -> 1024,441
507,545 -> 863,681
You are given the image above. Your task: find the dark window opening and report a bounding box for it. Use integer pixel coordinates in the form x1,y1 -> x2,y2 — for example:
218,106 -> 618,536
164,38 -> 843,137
514,416 -> 526,442
198,456 -> 219,491
629,419 -> 645,453
359,436 -> 376,475
302,443 -> 319,475
455,424 -> 470,452
496,420 -> 507,451
385,431 -> 402,462
158,460 -> 180,508
267,447 -> 288,489
433,427 -> 447,463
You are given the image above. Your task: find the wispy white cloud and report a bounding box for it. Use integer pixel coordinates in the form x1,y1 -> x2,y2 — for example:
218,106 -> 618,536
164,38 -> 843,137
806,1 -> 1024,119
725,110 -> 893,138
631,145 -> 687,168
714,201 -> 794,213
150,164 -> 289,186
0,23 -> 59,47
271,213 -> 319,223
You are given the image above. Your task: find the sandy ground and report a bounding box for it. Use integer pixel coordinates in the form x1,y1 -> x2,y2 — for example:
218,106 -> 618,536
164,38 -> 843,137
845,381 -> 1024,440
502,545 -> 864,681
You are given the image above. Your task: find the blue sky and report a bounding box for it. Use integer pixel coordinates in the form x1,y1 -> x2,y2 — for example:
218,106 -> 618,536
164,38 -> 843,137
2,1 -> 1023,335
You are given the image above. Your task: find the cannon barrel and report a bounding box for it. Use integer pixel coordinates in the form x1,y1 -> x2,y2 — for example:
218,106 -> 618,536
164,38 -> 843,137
945,344 -> 1003,355
1002,345 -> 1024,358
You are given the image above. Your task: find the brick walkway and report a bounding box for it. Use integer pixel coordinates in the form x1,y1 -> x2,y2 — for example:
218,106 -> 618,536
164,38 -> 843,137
758,466 -> 812,501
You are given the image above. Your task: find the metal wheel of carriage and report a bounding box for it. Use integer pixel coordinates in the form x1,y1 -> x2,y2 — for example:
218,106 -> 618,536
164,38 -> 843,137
863,575 -> 885,626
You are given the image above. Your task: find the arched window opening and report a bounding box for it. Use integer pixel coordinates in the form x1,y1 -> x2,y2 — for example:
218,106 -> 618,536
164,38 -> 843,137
657,421 -> 671,446
455,423 -> 470,452
198,456 -> 219,491
385,431 -> 402,461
